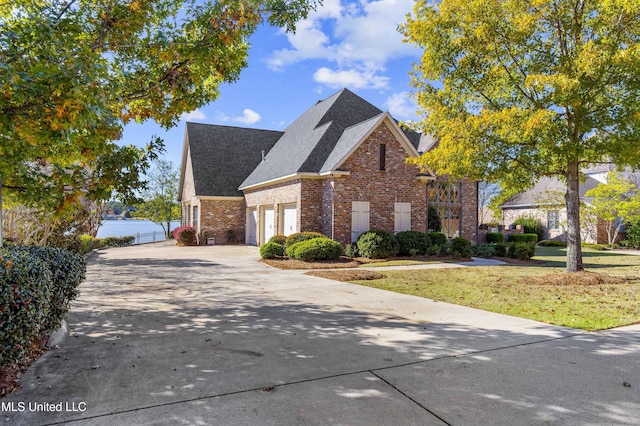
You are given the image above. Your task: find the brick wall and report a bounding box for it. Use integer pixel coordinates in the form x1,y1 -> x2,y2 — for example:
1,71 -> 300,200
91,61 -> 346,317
199,199 -> 245,244
460,181 -> 479,244
243,180 -> 302,243
330,123 -> 427,245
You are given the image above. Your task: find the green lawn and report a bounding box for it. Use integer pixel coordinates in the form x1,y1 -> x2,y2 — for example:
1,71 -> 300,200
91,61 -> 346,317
351,247 -> 640,331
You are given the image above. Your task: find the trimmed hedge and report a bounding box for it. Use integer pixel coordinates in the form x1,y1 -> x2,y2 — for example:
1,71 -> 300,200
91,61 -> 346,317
1,246 -> 86,368
449,237 -> 472,258
285,232 -> 325,247
494,242 -> 507,257
395,231 -> 431,256
507,242 -> 536,260
427,232 -> 447,246
173,226 -> 197,245
80,235 -> 135,254
356,230 -> 399,259
485,232 -> 504,244
260,242 -> 285,259
512,216 -> 544,242
508,233 -> 538,243
268,234 -> 287,246
286,237 -> 342,261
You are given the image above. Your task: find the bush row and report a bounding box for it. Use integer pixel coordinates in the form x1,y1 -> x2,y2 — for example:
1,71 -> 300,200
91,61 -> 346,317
1,246 -> 86,368
80,235 -> 135,254
348,230 -> 471,259
261,232 -> 336,261
473,241 -> 537,260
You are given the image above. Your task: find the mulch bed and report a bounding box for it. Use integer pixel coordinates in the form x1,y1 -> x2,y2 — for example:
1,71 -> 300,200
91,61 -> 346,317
1,340 -> 47,398
261,256 -> 362,270
261,255 -> 470,270
521,271 -> 629,286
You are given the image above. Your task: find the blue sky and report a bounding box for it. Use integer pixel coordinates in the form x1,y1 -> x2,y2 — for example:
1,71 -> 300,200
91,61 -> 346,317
120,0 -> 423,168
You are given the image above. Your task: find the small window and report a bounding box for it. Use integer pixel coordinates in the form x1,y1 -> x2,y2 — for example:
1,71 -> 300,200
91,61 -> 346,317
547,210 -> 559,230
379,144 -> 386,171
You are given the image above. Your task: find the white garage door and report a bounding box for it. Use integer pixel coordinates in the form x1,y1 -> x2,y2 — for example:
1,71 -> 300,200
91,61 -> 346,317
282,206 -> 298,236
247,209 -> 258,245
263,207 -> 275,244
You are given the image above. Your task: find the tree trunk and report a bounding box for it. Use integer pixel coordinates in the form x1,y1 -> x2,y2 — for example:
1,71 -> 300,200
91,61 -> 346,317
565,161 -> 583,272
0,176 -> 3,248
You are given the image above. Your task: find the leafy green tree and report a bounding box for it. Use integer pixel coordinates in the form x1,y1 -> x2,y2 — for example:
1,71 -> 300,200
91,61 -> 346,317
427,206 -> 442,232
0,0 -> 319,246
134,159 -> 180,238
585,171 -> 640,244
402,0 -> 640,272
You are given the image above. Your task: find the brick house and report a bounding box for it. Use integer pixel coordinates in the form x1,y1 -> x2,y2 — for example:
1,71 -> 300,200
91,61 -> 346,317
178,89 -> 479,245
500,166 -> 639,244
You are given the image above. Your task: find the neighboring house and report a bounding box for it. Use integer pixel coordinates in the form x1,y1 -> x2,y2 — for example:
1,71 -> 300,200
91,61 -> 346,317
500,165 -> 638,243
178,89 -> 479,246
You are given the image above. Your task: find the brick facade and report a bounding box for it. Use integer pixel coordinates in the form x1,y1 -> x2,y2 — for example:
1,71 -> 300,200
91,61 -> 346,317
198,199 -> 245,244
242,123 -> 432,246
330,124 -> 427,245
183,121 -> 479,247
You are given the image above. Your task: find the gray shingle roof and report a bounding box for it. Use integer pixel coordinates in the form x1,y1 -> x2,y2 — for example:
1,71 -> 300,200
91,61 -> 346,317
184,123 -> 282,197
500,176 -> 600,208
239,88 -> 420,189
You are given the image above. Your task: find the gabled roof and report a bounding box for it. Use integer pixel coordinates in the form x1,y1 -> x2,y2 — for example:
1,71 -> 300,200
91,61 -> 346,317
500,176 -> 600,208
239,88 -> 425,189
178,123 -> 282,199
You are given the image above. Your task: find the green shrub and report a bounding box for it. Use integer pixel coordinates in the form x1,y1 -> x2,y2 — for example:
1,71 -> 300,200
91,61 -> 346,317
508,233 -> 538,244
285,232 -> 324,247
493,242 -> 507,257
426,244 -> 441,256
268,234 -> 287,246
260,242 -> 285,259
582,243 -> 611,251
539,239 -> 568,247
1,248 -> 52,366
80,234 -> 94,254
473,244 -> 496,257
176,227 -> 197,245
18,247 -> 85,331
485,232 -> 504,244
0,246 -> 85,368
427,232 -> 447,246
622,219 -> 640,249
507,242 -> 536,260
344,243 -> 359,258
286,237 -> 342,261
395,231 -> 431,256
356,230 -> 399,259
512,216 -> 544,242
427,206 -> 442,232
448,237 -> 472,258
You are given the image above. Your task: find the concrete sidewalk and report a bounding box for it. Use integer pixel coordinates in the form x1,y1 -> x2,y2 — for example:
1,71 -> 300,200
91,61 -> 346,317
3,242 -> 639,425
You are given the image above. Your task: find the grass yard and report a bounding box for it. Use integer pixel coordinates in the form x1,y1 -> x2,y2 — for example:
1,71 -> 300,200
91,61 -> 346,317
351,247 -> 640,331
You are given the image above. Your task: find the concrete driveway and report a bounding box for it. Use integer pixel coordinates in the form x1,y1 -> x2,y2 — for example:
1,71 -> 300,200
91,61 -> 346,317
3,242 -> 640,425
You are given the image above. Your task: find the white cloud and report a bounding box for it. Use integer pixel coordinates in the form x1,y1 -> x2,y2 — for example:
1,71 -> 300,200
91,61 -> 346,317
235,109 -> 261,125
218,109 -> 262,125
180,109 -> 206,121
267,0 -> 420,89
384,91 -> 417,119
313,67 -> 389,90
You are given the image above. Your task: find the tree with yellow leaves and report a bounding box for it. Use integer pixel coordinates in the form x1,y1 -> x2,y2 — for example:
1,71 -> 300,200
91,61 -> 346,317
0,0 -> 319,246
403,0 -> 640,272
